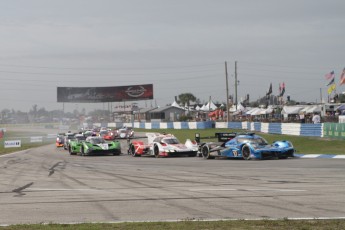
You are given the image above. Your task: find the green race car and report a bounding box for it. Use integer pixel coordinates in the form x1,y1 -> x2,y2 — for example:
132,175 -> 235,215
80,136 -> 121,156
69,134 -> 87,155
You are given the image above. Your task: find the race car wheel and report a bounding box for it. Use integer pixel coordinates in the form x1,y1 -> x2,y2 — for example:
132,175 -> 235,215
154,145 -> 160,158
80,147 -> 85,157
242,145 -> 251,160
201,145 -> 212,159
68,146 -> 73,155
129,144 -> 137,157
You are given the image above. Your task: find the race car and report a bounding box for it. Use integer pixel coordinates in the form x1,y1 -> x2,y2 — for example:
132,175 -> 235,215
128,132 -> 199,157
117,126 -> 134,139
56,133 -> 65,147
80,136 -> 121,156
103,129 -> 118,140
200,132 -> 295,160
68,134 -> 87,155
63,132 -> 76,150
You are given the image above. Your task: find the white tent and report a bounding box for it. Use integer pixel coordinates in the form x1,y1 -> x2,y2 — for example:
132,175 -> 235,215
305,105 -> 322,113
336,104 -> 345,111
229,102 -> 245,113
293,105 -> 322,114
202,101 -> 218,111
246,107 -> 261,115
171,100 -> 182,108
281,105 -> 305,115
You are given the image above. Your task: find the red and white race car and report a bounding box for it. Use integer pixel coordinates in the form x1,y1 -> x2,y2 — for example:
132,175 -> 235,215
103,129 -> 118,140
127,133 -> 198,157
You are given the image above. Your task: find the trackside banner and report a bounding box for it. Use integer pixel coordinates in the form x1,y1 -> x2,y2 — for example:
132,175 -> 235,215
57,84 -> 154,103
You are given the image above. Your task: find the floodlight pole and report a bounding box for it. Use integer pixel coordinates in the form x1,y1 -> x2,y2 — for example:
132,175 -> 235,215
235,61 -> 238,110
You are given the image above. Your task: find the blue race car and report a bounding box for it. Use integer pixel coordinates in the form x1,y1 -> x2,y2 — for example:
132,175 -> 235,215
200,132 -> 295,160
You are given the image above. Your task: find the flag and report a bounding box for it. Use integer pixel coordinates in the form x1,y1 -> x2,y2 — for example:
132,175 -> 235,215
326,77 -> 335,86
327,83 -> 336,95
325,71 -> 335,80
279,82 -> 285,97
266,83 -> 272,96
340,68 -> 345,86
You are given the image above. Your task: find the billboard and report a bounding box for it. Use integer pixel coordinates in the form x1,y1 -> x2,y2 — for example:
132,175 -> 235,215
57,84 -> 153,103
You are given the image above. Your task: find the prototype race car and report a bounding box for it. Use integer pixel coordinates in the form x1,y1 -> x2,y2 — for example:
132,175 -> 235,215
80,136 -> 121,156
103,129 -> 118,140
68,134 -> 87,155
56,133 -> 65,147
200,132 -> 295,160
117,127 -> 134,139
128,133 -> 199,157
63,132 -> 76,150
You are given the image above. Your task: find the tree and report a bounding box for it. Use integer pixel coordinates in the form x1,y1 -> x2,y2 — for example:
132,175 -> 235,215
177,93 -> 197,108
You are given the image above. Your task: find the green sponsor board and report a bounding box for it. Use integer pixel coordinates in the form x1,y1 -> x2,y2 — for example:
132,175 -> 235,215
324,123 -> 345,139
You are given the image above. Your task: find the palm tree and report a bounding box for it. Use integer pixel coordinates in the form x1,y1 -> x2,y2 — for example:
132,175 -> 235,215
178,93 -> 197,115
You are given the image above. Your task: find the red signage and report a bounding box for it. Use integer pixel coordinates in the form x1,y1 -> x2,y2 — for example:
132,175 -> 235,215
57,84 -> 153,102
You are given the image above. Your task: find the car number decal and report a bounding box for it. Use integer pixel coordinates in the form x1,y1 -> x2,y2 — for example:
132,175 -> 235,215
99,144 -> 109,150
232,150 -> 238,157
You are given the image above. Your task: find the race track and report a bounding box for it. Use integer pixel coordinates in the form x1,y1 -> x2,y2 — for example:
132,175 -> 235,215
1,141 -> 345,225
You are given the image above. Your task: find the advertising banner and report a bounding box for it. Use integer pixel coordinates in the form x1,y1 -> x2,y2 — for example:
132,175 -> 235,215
57,84 -> 153,103
4,140 -> 21,148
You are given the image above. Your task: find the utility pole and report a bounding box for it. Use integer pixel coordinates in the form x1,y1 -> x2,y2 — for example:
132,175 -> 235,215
225,61 -> 230,122
320,88 -> 322,103
235,61 -> 238,110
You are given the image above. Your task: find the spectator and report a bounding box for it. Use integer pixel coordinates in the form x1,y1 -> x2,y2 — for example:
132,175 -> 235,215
299,112 -> 305,123
312,113 -> 321,124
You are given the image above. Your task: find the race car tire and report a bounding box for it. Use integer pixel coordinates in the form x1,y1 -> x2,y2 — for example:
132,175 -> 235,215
129,144 -> 138,157
68,146 -> 75,155
154,145 -> 160,158
80,146 -> 85,157
201,145 -> 213,159
242,145 -> 251,160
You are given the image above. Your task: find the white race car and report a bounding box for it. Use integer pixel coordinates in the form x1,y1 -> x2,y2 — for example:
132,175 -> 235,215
128,133 -> 198,157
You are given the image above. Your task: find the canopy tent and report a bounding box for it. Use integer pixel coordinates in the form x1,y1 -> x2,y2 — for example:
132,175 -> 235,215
260,106 -> 274,115
229,102 -> 245,113
171,100 -> 181,108
300,105 -> 322,114
336,104 -> 345,111
201,101 -> 218,111
246,108 -> 263,116
281,105 -> 305,115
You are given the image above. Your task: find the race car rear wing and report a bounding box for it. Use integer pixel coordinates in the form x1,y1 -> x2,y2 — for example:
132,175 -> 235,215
195,132 -> 237,143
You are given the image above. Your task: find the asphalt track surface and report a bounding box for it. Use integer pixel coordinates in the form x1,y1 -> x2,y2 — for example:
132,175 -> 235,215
1,140 -> 345,225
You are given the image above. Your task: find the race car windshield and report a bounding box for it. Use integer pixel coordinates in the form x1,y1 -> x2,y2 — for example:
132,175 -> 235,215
76,136 -> 86,141
162,138 -> 180,144
90,138 -> 105,144
237,137 -> 268,145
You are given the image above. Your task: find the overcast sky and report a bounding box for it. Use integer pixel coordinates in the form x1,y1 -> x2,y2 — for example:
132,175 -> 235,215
1,0 -> 344,112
